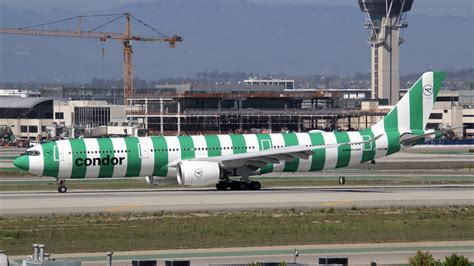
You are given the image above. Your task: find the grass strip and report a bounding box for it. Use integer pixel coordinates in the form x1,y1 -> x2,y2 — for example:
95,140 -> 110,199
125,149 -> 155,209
1,206 -> 473,255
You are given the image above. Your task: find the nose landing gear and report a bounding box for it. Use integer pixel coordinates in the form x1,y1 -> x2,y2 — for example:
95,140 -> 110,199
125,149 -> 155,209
57,178 -> 67,193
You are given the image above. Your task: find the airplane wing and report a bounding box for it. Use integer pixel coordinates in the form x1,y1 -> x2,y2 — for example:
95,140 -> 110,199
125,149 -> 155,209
170,134 -> 382,171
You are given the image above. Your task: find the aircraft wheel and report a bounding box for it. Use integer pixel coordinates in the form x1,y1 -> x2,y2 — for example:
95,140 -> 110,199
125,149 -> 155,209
238,181 -> 248,190
58,185 -> 67,193
338,176 -> 346,185
229,181 -> 240,190
249,181 -> 261,190
216,182 -> 227,191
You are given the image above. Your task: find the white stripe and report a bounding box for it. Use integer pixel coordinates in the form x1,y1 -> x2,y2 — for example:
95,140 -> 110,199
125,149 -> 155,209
269,133 -> 286,172
191,135 -> 208,158
422,72 -> 434,128
165,136 -> 180,178
29,145 -> 44,176
295,133 -> 312,172
347,131 -> 363,166
57,140 -> 72,178
138,137 -> 155,177
397,91 -> 411,132
371,120 -> 389,158
83,138 -> 100,178
217,135 -> 233,156
322,132 -> 338,170
243,134 -> 259,153
111,138 -> 128,177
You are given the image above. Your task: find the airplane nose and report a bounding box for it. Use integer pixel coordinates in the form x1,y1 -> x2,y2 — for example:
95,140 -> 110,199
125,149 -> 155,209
13,156 -> 29,171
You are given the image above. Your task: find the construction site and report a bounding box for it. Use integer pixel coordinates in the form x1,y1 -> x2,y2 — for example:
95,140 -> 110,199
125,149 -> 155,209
126,89 -> 390,135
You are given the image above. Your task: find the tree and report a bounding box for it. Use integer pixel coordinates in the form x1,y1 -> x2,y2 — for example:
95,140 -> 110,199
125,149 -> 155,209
409,250 -> 441,266
443,253 -> 470,266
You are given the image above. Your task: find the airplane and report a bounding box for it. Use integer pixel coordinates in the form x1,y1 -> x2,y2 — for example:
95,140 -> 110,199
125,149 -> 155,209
14,71 -> 446,193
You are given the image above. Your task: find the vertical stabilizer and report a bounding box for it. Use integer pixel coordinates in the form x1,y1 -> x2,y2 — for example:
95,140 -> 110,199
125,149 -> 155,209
375,71 -> 445,132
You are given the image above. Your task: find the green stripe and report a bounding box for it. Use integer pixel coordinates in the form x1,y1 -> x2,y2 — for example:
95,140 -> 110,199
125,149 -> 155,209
256,133 -> 273,174
335,132 -> 351,168
97,138 -> 115,178
409,79 -> 423,130
384,107 -> 399,130
204,135 -> 222,157
178,136 -> 195,159
384,107 -> 401,155
124,137 -> 141,177
309,133 -> 325,171
282,133 -> 299,172
151,136 -> 168,177
41,141 -> 59,177
359,129 -> 376,163
70,139 -> 87,178
230,134 -> 246,154
24,152 -> 30,172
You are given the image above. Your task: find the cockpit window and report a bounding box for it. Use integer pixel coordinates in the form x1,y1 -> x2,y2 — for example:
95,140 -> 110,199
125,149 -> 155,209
22,150 -> 41,156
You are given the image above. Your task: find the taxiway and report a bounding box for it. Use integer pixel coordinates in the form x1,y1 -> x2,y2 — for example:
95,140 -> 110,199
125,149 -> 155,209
1,185 -> 473,216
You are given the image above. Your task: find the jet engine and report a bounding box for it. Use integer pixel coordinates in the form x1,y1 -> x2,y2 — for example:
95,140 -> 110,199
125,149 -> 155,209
177,161 -> 221,186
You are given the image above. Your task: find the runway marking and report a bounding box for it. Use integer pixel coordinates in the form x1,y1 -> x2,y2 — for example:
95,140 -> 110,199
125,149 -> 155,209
105,204 -> 143,212
321,200 -> 353,207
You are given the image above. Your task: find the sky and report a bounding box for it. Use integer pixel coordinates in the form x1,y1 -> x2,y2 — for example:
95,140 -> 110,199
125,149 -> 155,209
0,0 -> 472,82
1,0 -> 473,17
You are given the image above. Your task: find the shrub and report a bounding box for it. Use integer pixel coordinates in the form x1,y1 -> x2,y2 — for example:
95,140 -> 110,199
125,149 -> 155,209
443,253 -> 470,266
409,250 -> 441,266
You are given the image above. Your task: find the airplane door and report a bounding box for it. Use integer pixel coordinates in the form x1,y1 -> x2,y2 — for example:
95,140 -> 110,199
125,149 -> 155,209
260,139 -> 272,150
53,145 -> 65,161
138,143 -> 149,159
362,135 -> 373,151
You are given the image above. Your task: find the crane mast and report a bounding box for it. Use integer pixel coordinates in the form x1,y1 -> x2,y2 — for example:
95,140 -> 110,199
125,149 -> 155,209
0,13 -> 182,103
124,13 -> 133,102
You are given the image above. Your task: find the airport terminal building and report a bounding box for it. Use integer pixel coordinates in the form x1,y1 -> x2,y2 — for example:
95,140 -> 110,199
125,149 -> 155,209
0,96 -> 142,140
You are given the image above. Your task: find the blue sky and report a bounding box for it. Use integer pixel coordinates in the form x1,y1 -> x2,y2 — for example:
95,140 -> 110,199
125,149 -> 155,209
1,0 -> 472,17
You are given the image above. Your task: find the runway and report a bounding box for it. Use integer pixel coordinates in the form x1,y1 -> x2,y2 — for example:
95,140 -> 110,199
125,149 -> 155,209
1,185 -> 473,216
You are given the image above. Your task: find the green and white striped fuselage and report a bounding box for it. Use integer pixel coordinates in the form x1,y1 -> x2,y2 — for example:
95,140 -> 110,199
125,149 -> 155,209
23,129 -> 418,179
15,71 -> 444,185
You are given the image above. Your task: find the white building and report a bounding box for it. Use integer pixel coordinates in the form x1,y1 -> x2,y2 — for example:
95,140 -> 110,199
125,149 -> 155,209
53,100 -> 127,129
0,97 -> 140,139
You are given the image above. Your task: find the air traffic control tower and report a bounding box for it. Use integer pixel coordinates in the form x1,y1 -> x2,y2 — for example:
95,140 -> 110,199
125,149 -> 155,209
358,0 -> 413,105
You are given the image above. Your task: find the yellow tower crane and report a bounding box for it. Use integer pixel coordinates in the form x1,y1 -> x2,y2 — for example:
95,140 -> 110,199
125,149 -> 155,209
0,13 -> 182,102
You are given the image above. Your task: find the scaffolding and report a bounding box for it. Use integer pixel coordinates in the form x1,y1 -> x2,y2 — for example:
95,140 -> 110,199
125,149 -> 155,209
127,92 -> 388,135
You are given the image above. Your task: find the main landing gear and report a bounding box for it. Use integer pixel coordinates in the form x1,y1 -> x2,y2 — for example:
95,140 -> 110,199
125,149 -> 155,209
216,180 -> 262,191
57,178 -> 67,193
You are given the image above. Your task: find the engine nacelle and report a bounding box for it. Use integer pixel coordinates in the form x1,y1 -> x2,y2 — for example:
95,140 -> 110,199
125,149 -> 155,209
177,161 -> 221,186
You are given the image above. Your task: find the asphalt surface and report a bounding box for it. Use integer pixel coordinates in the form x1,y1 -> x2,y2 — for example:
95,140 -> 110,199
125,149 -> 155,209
1,185 -> 473,216
10,241 -> 474,265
